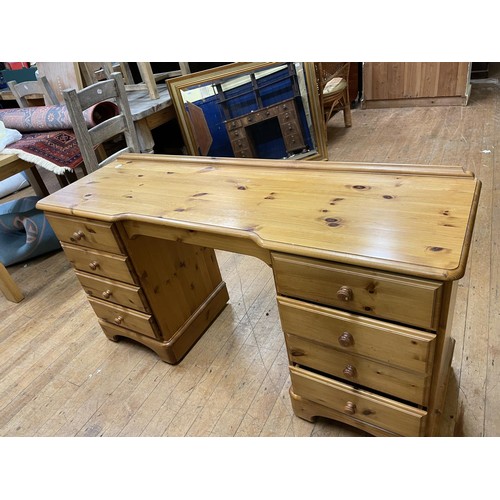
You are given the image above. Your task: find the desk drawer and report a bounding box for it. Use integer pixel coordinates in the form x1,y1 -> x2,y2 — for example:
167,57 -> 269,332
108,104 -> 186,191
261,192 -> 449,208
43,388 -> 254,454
290,366 -> 427,437
283,134 -> 305,151
287,334 -> 430,405
277,297 -> 435,374
281,120 -> 301,135
75,271 -> 149,312
46,214 -> 123,253
230,137 -> 252,154
226,119 -> 242,130
227,128 -> 245,141
62,243 -> 136,284
88,297 -> 158,339
278,108 -> 299,124
272,253 -> 442,330
242,108 -> 277,126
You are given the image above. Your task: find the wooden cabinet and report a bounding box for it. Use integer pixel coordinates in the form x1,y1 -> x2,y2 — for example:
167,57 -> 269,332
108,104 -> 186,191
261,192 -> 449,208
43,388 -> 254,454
225,98 -> 306,158
362,62 -> 472,108
273,252 -> 456,437
46,213 -> 229,364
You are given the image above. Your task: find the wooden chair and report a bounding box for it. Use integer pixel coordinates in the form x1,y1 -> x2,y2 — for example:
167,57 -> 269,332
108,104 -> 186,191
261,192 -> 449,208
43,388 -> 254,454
7,75 -> 59,107
315,62 -> 352,127
79,63 -> 133,86
79,62 -> 191,100
62,72 -> 140,173
5,76 -> 60,191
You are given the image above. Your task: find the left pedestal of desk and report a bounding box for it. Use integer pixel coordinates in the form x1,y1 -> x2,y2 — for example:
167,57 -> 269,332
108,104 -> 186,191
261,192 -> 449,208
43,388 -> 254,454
45,213 -> 229,363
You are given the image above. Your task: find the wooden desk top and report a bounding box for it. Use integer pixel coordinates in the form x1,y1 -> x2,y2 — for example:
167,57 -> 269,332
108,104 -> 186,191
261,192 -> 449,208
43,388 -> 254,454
36,154 -> 481,280
0,89 -> 43,101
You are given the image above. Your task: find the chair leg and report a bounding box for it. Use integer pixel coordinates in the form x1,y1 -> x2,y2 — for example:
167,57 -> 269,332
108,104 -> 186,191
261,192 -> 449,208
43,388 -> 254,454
56,169 -> 78,187
325,99 -> 337,124
343,95 -> 352,127
64,170 -> 79,184
56,174 -> 69,188
96,145 -> 107,164
26,166 -> 50,197
325,92 -> 352,128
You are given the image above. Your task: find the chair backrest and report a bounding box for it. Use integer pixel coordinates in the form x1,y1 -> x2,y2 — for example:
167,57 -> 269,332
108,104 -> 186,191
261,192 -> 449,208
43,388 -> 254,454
79,62 -> 134,86
315,63 -> 350,91
7,76 -> 59,107
62,72 -> 140,173
314,62 -> 351,110
80,62 -> 191,99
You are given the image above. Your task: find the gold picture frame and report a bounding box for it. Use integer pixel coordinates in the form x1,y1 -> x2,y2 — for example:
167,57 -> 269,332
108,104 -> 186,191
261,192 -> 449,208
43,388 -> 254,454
167,62 -> 327,161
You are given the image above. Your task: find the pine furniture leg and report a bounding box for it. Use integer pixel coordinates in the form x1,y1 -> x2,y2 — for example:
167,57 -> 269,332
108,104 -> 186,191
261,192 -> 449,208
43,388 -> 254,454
0,262 -> 24,302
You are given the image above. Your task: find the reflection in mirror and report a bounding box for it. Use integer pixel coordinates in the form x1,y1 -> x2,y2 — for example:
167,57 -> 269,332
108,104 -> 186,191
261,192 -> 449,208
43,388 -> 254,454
168,62 -> 327,161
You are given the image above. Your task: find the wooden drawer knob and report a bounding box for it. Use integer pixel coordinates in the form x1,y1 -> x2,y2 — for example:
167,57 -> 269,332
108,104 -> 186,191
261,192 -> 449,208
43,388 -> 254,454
338,331 -> 354,347
337,286 -> 353,302
88,261 -> 99,271
71,230 -> 85,241
343,364 -> 357,378
114,315 -> 124,325
344,401 -> 356,415
102,290 -> 112,299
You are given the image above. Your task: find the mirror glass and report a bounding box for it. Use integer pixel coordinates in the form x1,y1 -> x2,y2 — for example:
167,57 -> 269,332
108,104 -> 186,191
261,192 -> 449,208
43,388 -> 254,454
168,62 -> 327,160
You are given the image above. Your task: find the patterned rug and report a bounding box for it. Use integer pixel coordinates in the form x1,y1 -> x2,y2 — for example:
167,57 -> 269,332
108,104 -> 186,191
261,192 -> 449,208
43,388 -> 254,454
3,130 -> 84,174
0,102 -> 118,174
0,102 -> 119,133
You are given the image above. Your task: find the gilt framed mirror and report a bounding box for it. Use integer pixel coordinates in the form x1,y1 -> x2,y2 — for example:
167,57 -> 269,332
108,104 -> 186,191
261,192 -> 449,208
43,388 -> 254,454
167,62 -> 327,161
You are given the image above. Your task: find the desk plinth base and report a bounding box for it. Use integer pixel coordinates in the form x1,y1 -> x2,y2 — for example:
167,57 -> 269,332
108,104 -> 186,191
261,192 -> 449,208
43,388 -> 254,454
289,388 -> 397,437
100,281 -> 229,364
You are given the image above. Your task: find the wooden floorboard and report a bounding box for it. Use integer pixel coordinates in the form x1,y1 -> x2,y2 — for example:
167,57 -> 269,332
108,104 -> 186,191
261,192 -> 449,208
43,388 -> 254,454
1,76 -> 499,438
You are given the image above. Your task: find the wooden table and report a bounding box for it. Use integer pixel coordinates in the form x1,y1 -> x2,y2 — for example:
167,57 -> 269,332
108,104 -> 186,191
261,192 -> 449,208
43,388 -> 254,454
126,84 -> 176,153
0,153 -> 49,198
36,154 -> 481,436
0,153 -> 47,303
1,153 -> 53,303
0,89 -> 44,104
0,89 -> 16,100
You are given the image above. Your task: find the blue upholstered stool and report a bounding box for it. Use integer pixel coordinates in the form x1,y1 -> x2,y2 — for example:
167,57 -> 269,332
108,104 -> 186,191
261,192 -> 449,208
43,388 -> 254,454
0,195 -> 60,266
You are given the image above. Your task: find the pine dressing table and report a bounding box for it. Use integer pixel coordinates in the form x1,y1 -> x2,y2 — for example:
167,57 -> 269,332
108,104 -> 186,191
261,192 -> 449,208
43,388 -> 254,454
36,154 -> 481,437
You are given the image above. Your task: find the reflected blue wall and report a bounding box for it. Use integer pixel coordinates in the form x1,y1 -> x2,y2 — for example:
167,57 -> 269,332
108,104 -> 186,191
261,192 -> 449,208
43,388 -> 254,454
186,66 -> 313,159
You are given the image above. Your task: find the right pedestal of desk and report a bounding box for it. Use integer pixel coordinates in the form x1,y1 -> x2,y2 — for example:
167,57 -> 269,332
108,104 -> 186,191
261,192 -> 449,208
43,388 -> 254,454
272,252 -> 457,437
